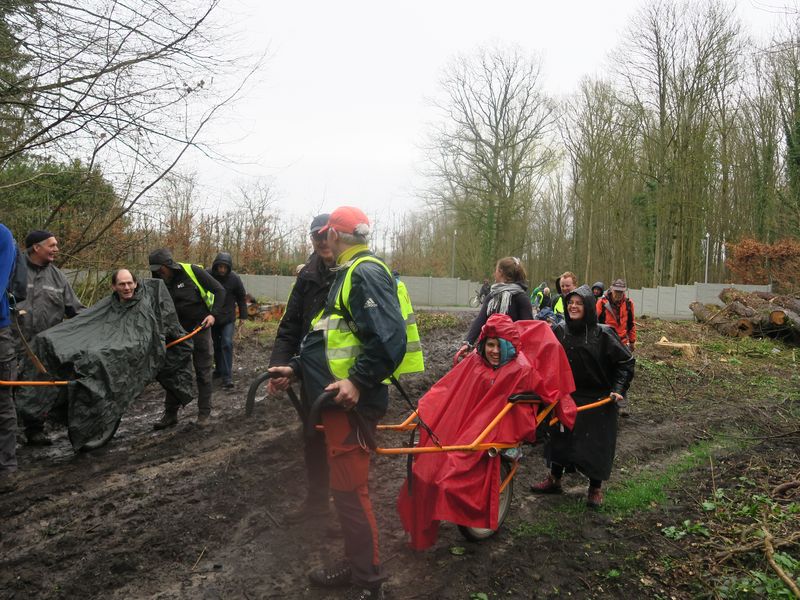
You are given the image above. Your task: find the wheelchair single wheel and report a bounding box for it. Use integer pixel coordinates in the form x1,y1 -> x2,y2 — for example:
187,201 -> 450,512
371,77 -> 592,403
245,371 -> 272,416
469,295 -> 481,308
458,458 -> 514,542
70,416 -> 122,452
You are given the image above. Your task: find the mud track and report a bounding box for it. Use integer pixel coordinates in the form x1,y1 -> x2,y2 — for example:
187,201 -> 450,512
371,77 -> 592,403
1,313 -> 797,599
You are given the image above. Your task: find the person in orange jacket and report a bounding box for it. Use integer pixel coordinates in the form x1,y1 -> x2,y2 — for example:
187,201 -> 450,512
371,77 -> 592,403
596,278 -> 636,351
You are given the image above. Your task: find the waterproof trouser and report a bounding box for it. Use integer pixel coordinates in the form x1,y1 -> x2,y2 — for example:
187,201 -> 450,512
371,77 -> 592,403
166,326 -> 213,415
0,327 -> 17,473
211,321 -> 235,384
301,387 -> 329,504
322,409 -> 385,589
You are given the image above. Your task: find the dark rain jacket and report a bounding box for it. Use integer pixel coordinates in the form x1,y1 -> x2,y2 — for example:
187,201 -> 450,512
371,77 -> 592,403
209,253 -> 247,326
269,252 -> 335,367
290,247 -> 406,418
15,255 -> 84,341
545,285 -> 635,481
15,279 -> 193,450
465,282 -> 533,345
157,263 -> 224,331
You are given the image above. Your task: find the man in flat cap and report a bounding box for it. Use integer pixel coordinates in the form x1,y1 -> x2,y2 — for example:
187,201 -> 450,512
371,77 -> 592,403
148,248 -> 224,428
14,230 -> 84,446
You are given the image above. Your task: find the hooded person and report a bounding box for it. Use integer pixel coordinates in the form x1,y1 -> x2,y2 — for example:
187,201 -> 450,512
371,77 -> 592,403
398,313 -> 576,551
591,281 -> 605,298
531,284 -> 635,508
208,252 -> 247,389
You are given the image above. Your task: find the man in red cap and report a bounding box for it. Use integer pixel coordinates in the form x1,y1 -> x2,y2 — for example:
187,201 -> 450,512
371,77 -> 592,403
269,206 -> 408,600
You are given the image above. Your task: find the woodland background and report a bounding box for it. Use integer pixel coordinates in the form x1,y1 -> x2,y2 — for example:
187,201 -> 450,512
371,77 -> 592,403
1,0 -> 799,295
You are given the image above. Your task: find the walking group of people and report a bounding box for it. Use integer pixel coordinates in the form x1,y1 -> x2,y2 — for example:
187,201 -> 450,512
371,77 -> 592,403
461,260 -> 636,509
0,226 -> 248,485
2,210 -> 638,600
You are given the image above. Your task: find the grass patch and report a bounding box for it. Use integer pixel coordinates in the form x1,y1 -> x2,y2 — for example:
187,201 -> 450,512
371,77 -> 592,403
240,320 -> 280,345
604,437 -> 746,515
511,518 -> 566,540
416,312 -> 460,333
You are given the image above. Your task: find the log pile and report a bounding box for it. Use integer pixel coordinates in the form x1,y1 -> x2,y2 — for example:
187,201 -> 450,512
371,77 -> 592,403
690,289 -> 800,344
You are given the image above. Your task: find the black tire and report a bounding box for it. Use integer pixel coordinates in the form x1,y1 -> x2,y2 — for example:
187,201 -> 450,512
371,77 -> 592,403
70,417 -> 122,452
469,295 -> 481,308
245,371 -> 272,416
458,458 -> 514,542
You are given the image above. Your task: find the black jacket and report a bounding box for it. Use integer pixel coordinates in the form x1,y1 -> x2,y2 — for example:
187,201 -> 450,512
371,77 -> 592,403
269,252 -> 335,367
209,253 -> 247,326
553,285 -> 634,397
546,284 -> 635,480
158,264 -> 224,331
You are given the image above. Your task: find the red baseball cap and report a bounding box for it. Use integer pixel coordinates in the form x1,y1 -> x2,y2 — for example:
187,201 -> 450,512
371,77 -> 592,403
318,206 -> 371,235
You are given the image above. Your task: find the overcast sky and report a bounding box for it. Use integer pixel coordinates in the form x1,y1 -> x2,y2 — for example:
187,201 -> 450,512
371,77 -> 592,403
189,0 -> 789,226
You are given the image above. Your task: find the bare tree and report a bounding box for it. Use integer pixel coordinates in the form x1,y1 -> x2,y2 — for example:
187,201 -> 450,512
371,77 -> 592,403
426,46 -> 556,279
0,0 -> 258,259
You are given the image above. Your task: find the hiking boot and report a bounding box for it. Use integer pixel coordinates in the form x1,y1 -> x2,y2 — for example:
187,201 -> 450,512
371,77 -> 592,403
530,474 -> 562,494
308,562 -> 351,588
587,486 -> 603,509
347,585 -> 384,600
153,409 -> 179,430
25,430 -> 52,446
197,413 -> 210,427
222,381 -> 234,390
285,499 -> 329,524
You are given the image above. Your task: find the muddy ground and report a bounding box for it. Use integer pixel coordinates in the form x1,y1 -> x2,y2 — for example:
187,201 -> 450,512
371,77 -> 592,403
1,313 -> 798,599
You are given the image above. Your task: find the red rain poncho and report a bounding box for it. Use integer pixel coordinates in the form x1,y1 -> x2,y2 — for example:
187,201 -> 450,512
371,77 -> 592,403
397,314 -> 576,550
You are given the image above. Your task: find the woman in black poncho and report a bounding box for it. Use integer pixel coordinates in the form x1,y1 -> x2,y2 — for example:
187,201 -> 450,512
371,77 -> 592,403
530,284 -> 635,508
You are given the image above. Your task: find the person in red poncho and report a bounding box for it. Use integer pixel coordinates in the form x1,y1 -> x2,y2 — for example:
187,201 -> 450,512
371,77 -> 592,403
397,313 -> 577,551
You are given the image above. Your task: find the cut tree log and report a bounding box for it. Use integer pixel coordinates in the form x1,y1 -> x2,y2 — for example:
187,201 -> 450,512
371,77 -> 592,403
655,336 -> 698,358
718,289 -> 797,336
753,291 -> 800,315
690,302 -> 752,337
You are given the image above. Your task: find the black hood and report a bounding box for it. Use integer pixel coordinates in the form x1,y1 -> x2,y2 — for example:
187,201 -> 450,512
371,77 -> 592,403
564,284 -> 598,329
212,252 -> 233,272
591,281 -> 605,296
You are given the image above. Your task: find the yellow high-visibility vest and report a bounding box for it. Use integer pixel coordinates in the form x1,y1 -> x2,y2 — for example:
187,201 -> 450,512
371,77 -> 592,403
311,255 -> 424,381
179,263 -> 215,311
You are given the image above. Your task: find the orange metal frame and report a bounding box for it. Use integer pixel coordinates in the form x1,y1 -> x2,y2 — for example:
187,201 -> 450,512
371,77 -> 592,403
370,395 -> 612,456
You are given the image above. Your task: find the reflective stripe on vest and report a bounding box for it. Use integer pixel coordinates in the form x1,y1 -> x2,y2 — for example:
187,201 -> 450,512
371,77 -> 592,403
179,263 -> 215,311
311,255 -> 424,381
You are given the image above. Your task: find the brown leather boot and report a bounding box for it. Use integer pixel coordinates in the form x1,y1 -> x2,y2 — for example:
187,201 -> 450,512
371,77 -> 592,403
587,486 -> 603,509
530,474 -> 562,494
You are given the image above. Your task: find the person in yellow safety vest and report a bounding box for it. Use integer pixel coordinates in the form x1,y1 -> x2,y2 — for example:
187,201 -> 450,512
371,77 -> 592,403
552,271 -> 578,318
268,206 -> 422,600
148,248 -> 224,429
